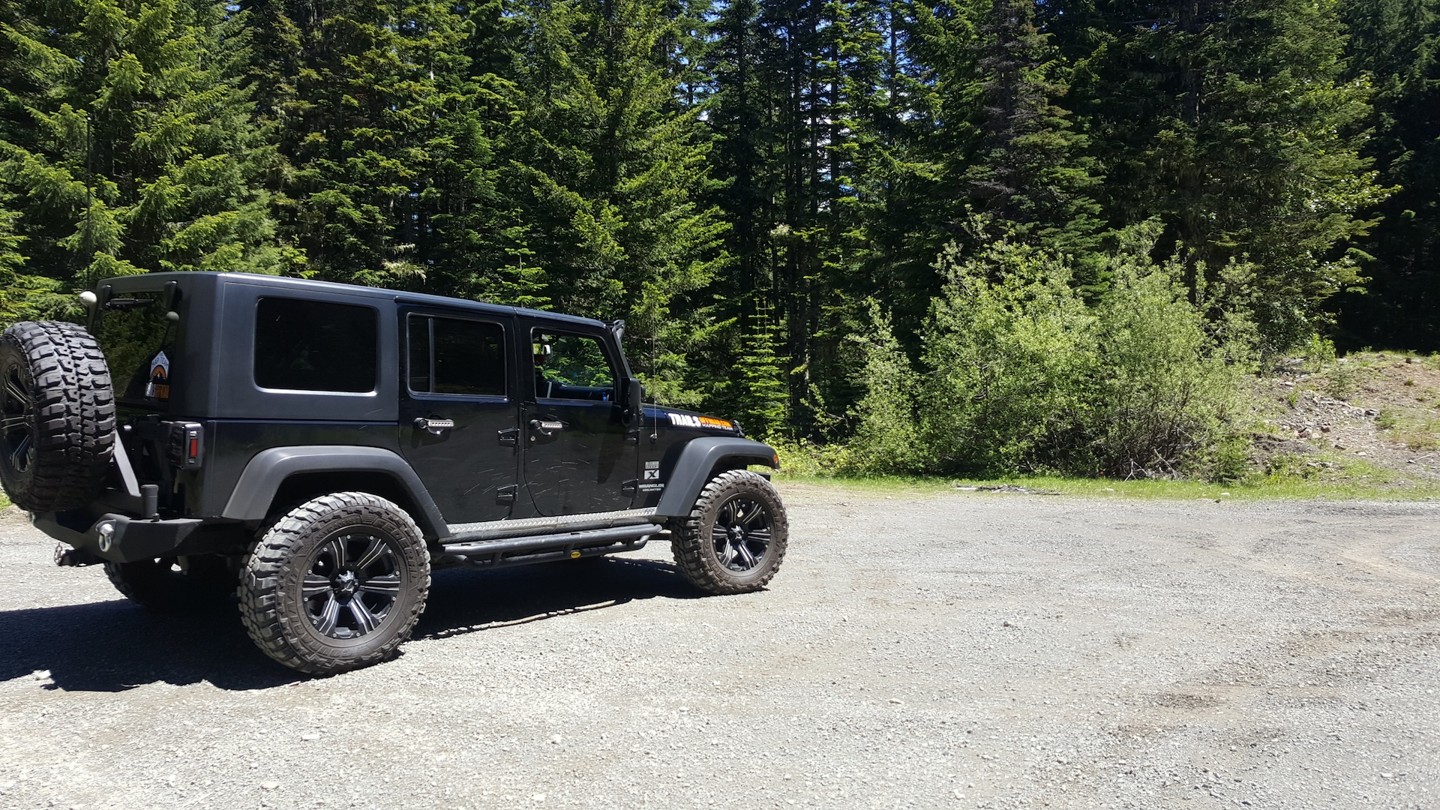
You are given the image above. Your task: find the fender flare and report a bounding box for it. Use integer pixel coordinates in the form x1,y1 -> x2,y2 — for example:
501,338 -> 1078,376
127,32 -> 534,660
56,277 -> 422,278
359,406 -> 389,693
221,446 -> 448,540
654,437 -> 779,518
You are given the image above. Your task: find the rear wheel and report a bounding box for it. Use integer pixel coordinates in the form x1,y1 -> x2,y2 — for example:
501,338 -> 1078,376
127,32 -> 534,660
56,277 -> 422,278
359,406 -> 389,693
238,493 -> 430,675
672,470 -> 788,595
105,558 -> 184,610
104,555 -> 238,611
0,321 -> 115,511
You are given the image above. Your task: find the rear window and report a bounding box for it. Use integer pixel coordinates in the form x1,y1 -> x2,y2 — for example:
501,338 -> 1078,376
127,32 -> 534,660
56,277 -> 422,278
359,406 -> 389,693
408,315 -> 506,397
254,297 -> 378,393
97,292 -> 181,408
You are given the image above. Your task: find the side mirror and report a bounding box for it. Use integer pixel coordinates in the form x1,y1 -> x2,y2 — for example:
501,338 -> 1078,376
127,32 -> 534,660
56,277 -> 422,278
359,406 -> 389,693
623,377 -> 643,425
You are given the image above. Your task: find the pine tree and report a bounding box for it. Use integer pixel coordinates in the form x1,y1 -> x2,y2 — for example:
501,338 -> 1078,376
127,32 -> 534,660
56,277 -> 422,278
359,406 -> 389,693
251,0 -> 511,292
1076,0 -> 1386,348
731,303 -> 790,438
0,0 -> 284,306
0,192 -> 64,321
0,196 -> 22,282
710,0 -> 899,434
961,0 -> 1104,276
703,0 -> 788,426
849,0 -> 954,334
508,0 -> 729,403
1336,0 -> 1440,350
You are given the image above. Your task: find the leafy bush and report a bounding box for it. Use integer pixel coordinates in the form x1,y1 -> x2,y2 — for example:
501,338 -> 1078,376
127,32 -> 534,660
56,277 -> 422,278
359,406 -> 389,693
844,301 -> 922,474
843,230 -> 1251,480
771,438 -> 851,477
1087,246 -> 1245,478
917,240 -> 1096,474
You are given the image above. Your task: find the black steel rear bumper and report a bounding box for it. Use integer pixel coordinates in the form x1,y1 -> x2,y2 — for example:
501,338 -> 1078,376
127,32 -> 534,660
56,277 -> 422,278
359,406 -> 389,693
34,510 -> 206,564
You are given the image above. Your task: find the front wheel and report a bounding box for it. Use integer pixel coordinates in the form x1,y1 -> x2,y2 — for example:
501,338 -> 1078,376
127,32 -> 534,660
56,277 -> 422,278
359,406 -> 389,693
238,493 -> 430,675
671,470 -> 788,595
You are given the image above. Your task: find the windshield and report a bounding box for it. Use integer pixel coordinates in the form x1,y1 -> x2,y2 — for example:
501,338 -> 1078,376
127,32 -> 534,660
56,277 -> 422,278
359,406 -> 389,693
95,292 -> 181,410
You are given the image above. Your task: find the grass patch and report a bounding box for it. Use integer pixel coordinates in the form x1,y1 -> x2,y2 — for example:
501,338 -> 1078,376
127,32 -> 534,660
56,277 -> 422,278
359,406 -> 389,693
772,469 -> 1440,500
1377,413 -> 1440,452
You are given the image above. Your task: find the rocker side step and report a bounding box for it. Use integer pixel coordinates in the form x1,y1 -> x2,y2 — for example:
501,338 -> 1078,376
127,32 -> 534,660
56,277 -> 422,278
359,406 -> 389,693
444,508 -> 658,543
437,524 -> 666,568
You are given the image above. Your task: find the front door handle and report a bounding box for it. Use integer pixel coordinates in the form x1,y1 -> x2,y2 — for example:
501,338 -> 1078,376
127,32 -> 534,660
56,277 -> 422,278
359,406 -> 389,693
414,417 -> 455,435
529,419 -> 565,437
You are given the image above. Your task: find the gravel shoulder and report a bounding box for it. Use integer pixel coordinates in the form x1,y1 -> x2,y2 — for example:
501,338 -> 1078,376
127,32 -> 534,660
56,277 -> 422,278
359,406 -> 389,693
1,485 -> 1437,809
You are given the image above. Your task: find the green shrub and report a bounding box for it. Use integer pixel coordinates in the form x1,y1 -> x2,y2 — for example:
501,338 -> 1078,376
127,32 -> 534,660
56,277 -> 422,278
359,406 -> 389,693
842,301 -> 922,475
1300,333 -> 1337,373
842,227 -> 1251,481
1088,249 -> 1245,478
1322,361 -> 1359,400
916,239 -> 1097,475
771,438 -> 850,478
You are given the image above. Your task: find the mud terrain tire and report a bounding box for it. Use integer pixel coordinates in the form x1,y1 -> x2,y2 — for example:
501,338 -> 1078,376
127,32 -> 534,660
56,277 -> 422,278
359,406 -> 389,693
238,493 -> 430,675
0,321 -> 115,511
672,470 -> 788,595
105,555 -> 235,611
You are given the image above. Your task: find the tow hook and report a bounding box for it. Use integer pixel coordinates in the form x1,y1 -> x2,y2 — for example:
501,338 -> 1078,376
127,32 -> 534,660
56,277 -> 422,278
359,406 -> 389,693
54,543 -> 102,568
96,520 -> 116,552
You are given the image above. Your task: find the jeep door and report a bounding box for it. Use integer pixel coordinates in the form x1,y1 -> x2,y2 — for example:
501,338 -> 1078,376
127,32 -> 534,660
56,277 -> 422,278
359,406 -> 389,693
398,310 -> 519,524
522,324 -> 637,515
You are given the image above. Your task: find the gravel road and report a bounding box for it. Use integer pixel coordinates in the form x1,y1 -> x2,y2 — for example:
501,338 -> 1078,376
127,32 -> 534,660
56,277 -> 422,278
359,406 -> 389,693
1,484 -> 1438,810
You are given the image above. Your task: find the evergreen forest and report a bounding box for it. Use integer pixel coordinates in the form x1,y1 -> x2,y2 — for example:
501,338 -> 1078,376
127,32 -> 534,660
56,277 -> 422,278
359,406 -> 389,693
2,0 -> 1438,478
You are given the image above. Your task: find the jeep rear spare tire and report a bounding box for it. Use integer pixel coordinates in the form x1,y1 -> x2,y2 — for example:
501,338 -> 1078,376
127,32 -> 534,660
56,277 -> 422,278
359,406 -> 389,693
238,492 -> 431,675
0,321 -> 116,512
672,469 -> 788,595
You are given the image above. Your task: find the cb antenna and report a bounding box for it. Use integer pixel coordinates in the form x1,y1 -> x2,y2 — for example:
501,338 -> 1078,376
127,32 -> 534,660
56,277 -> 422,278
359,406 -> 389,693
81,110 -> 95,292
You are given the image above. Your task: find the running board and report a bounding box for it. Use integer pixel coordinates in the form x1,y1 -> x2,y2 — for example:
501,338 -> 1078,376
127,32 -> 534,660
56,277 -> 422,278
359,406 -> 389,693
437,524 -> 667,568
443,508 -> 658,544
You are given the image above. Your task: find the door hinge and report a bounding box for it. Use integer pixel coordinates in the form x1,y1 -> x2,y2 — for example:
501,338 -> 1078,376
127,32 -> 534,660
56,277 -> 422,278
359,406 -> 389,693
497,428 -> 520,447
621,479 -> 639,495
497,485 -> 517,505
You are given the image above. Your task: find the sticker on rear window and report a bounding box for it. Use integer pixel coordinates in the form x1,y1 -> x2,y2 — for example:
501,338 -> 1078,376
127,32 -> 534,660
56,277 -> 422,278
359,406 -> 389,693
146,351 -> 171,401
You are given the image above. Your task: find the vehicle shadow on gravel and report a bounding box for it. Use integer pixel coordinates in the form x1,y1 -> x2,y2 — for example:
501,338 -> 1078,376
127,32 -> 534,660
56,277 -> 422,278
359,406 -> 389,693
0,558 -> 697,693
0,596 -> 301,693
415,556 -> 700,640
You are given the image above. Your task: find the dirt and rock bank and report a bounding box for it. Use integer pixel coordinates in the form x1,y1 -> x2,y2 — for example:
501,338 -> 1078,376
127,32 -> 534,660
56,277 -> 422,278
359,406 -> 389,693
1255,353 -> 1440,485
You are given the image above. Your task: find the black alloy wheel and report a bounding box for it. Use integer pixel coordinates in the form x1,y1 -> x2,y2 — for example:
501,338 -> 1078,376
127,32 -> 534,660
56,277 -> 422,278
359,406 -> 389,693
1,364 -> 35,479
104,554 -> 238,611
711,495 -> 774,573
302,531 -> 406,639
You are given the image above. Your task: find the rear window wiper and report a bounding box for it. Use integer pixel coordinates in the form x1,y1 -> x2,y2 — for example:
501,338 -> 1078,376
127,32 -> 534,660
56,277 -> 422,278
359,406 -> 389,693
104,298 -> 152,311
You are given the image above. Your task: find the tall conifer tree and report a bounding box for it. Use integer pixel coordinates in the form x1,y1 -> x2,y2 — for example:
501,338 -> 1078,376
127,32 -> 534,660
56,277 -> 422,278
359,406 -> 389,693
1075,0 -> 1385,346
508,0 -> 728,403
0,0 -> 283,306
962,0 -> 1103,272
704,0 -> 788,431
1337,0 -> 1440,350
246,0 -> 512,293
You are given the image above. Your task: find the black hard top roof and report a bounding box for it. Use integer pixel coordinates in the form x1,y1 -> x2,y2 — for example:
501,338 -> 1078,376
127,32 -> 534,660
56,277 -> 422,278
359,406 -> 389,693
99,271 -> 608,330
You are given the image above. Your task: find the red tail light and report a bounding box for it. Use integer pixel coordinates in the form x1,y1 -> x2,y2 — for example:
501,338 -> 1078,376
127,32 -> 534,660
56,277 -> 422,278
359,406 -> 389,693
167,422 -> 205,470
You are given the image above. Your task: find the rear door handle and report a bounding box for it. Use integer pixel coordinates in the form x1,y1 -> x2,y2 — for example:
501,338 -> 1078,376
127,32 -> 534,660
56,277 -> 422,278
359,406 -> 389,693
414,417 -> 455,435
529,419 -> 565,437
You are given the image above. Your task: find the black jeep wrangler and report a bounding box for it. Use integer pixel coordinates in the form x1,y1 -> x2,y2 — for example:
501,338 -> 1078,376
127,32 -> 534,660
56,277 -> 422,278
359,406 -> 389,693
0,273 -> 786,674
